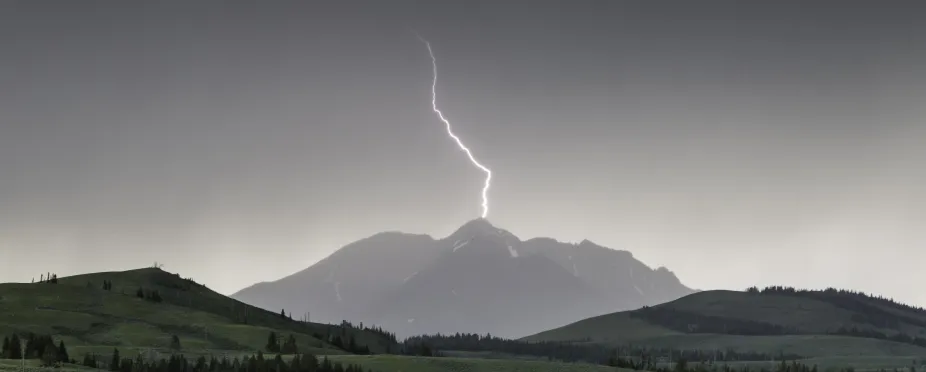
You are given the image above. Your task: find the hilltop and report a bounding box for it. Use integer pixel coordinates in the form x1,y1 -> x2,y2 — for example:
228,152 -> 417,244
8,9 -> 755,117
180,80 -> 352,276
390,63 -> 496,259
233,218 -> 694,338
524,287 -> 926,360
0,267 -> 639,372
0,267 -> 399,359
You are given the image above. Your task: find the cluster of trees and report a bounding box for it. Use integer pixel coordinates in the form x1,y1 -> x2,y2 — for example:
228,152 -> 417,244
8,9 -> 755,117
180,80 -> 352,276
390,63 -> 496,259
266,332 -> 299,354
84,349 -> 368,372
748,286 -> 926,317
834,326 -> 926,348
1,333 -> 72,367
403,333 -> 603,362
327,334 -> 369,355
103,280 -> 115,291
264,330 -> 369,355
136,287 -> 165,303
151,270 -> 205,292
33,272 -> 59,284
747,285 -> 926,348
630,306 -> 798,336
336,320 -> 397,345
401,333 -> 803,365
610,357 -> 825,372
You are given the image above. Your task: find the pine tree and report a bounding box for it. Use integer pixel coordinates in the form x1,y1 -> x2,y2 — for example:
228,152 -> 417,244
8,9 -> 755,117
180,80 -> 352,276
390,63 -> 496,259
23,334 -> 36,358
8,334 -> 22,359
41,344 -> 58,366
57,340 -> 69,363
281,334 -> 298,354
170,335 -> 182,351
110,348 -> 120,371
267,332 -> 279,352
82,353 -> 97,368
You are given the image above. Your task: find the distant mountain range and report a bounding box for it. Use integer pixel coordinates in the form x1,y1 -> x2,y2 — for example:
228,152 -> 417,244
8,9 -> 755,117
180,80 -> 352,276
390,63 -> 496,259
231,218 -> 695,338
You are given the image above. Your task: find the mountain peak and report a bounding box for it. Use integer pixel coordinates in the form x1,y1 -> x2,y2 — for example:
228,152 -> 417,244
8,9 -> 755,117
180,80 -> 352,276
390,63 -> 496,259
447,218 -> 502,239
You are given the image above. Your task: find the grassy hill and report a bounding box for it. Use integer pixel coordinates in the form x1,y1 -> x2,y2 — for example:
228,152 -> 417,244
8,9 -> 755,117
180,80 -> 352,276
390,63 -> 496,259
0,267 -> 399,359
523,288 -> 926,364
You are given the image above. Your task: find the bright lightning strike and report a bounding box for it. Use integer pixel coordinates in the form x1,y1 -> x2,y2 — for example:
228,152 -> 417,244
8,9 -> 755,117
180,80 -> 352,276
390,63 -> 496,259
418,35 -> 493,219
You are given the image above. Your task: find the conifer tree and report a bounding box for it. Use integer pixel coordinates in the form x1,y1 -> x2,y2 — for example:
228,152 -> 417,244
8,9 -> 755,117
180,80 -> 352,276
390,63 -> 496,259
170,335 -> 182,351
57,340 -> 68,363
110,348 -> 120,371
8,334 -> 22,359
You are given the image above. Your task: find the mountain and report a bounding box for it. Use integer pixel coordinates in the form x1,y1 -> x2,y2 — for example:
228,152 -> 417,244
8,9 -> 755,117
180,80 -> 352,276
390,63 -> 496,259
523,287 -> 926,358
232,219 -> 694,338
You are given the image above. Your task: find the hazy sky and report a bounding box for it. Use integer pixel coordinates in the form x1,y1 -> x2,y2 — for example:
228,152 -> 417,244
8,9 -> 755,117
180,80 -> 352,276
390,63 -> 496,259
2,1 -> 925,304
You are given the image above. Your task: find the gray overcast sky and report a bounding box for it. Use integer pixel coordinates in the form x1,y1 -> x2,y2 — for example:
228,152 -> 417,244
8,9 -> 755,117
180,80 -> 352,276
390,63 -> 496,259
2,1 -> 925,303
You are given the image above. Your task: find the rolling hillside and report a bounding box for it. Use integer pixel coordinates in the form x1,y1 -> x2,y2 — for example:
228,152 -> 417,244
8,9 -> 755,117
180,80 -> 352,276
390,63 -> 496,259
524,287 -> 926,359
0,267 -> 399,359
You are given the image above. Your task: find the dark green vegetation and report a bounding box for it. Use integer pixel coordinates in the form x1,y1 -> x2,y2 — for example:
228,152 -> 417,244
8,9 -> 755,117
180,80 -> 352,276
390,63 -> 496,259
404,333 -> 800,364
0,267 -> 397,359
525,287 -> 926,370
80,351 -> 367,372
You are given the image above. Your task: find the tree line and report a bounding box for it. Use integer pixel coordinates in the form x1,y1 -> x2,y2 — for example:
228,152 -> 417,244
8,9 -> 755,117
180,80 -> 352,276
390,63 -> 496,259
32,272 -> 59,284
609,357 -> 828,372
629,306 -> 798,336
136,287 -> 165,303
748,286 -> 926,316
401,333 -> 803,365
1,333 -> 72,367
82,348 -> 369,372
747,286 -> 926,348
335,320 -> 397,345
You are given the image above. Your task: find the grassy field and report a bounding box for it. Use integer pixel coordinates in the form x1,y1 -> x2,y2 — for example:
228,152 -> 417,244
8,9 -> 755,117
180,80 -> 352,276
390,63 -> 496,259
326,354 -> 632,372
0,355 -> 633,372
702,357 -> 921,372
0,358 -> 104,372
0,268 -> 396,359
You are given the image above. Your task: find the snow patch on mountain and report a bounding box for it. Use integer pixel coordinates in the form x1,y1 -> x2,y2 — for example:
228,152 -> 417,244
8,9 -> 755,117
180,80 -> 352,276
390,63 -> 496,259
453,239 -> 470,252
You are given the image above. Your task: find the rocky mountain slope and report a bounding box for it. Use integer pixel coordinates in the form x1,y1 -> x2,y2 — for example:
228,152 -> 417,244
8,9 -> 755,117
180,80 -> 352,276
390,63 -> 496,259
232,219 -> 694,338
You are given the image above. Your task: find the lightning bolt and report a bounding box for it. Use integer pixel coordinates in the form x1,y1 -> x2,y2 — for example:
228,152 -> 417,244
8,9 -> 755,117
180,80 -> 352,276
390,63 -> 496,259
418,35 -> 493,219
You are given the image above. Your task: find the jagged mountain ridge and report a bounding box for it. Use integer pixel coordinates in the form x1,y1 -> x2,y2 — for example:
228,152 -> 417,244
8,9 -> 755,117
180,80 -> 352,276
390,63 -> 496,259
232,218 -> 695,338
